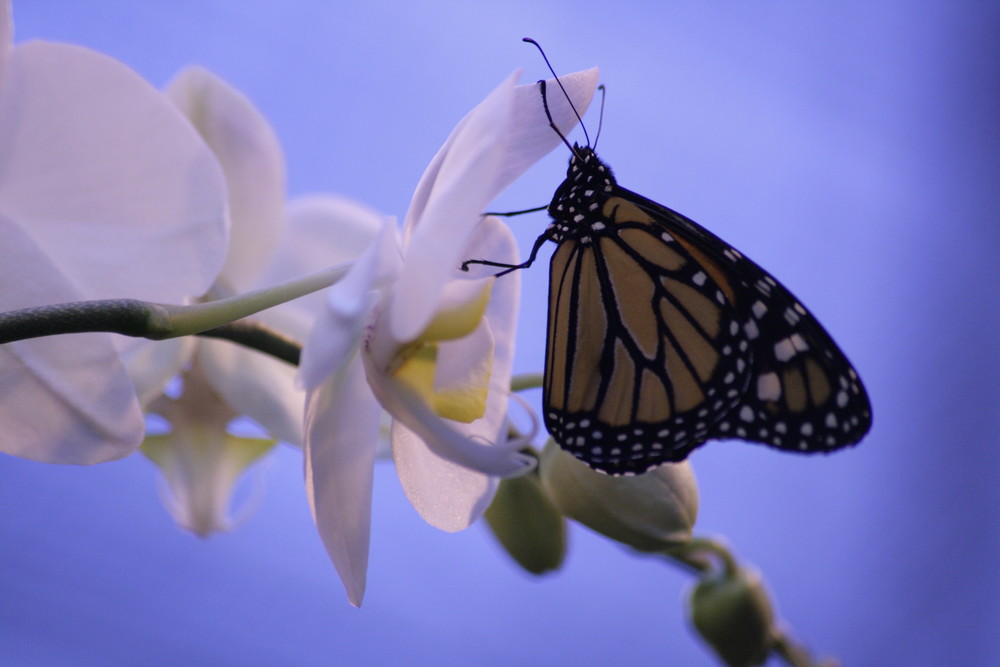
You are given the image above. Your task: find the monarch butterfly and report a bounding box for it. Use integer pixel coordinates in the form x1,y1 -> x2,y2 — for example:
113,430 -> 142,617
468,42 -> 872,475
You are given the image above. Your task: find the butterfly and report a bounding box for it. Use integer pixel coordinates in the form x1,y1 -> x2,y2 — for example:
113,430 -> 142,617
467,42 -> 872,475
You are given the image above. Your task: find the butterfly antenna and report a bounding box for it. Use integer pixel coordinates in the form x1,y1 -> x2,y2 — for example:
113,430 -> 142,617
593,84 -> 606,149
537,80 -> 579,157
522,37 -> 591,147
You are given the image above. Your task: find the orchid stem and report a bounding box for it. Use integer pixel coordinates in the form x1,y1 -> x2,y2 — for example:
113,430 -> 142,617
197,321 -> 301,366
510,372 -> 544,393
0,260 -> 350,356
665,536 -> 739,576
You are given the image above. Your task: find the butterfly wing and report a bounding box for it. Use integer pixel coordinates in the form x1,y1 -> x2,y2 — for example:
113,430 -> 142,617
542,163 -> 871,475
544,193 -> 754,474
619,186 -> 873,453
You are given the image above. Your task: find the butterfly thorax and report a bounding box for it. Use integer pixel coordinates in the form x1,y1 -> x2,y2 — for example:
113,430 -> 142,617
547,146 -> 617,244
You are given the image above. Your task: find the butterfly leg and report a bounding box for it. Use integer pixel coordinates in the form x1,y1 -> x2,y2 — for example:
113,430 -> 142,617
461,227 -> 554,276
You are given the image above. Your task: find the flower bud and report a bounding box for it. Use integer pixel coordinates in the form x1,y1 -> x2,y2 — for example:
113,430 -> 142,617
688,566 -> 775,666
484,466 -> 566,574
538,440 -> 698,552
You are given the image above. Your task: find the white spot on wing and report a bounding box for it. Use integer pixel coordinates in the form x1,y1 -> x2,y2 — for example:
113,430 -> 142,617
774,337 -> 796,362
757,372 -> 781,401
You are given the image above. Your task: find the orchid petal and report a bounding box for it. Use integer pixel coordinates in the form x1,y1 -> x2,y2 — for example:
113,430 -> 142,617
304,354 -> 381,607
165,66 -> 284,293
498,68 -> 600,190
256,195 -> 385,337
390,68 -> 598,344
389,71 -> 518,342
298,217 -> 401,391
392,322 -> 493,424
124,336 -> 196,408
0,215 -> 143,463
198,338 -> 303,445
370,360 -> 529,477
390,217 -> 522,530
0,41 -> 228,303
142,361 -> 274,537
470,218 -> 522,439
415,277 -> 493,343
203,198 -> 384,444
144,430 -> 273,537
401,69 -> 519,242
390,421 -> 496,533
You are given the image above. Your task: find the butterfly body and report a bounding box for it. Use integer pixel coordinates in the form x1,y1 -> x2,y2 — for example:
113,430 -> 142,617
542,145 -> 871,475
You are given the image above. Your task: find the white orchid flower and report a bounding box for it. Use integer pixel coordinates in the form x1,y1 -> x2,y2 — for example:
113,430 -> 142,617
133,66 -> 383,536
0,1 -> 228,464
299,67 -> 599,605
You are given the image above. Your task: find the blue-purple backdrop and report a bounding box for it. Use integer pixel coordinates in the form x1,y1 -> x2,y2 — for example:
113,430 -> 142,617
2,2 -> 998,665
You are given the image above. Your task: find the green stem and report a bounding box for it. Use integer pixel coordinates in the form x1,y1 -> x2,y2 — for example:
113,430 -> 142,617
510,372 -> 544,393
669,537 -> 835,667
0,299 -> 162,344
666,536 -> 740,577
152,261 -> 351,337
0,261 -> 350,345
198,321 -> 302,366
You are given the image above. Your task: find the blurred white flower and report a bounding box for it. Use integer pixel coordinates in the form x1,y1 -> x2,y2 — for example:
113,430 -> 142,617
133,66 -> 383,536
0,0 -> 228,464
142,361 -> 273,537
299,67 -> 599,605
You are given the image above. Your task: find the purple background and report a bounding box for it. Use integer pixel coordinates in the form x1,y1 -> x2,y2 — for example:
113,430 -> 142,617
1,2 -> 998,665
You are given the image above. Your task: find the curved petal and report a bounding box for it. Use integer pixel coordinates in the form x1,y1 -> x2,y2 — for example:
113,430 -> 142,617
203,195 -> 386,438
0,41 -> 228,303
499,67 -> 600,191
475,219 -> 522,444
123,336 -> 196,408
304,354 -> 381,607
401,70 -> 519,239
391,218 -> 521,530
390,71 -> 518,343
0,337 -> 144,463
144,430 -> 273,537
371,358 -> 530,475
371,363 -> 529,476
166,66 -> 285,292
390,69 -> 598,344
256,195 -> 385,339
0,215 -> 144,463
390,421 -> 496,533
142,365 -> 275,537
298,217 -> 401,391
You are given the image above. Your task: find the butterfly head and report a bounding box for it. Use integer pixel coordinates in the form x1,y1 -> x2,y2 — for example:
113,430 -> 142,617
548,145 -> 617,222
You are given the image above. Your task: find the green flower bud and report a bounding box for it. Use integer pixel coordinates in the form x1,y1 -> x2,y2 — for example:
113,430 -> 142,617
538,440 -> 698,552
688,566 -> 775,667
484,466 -> 566,574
